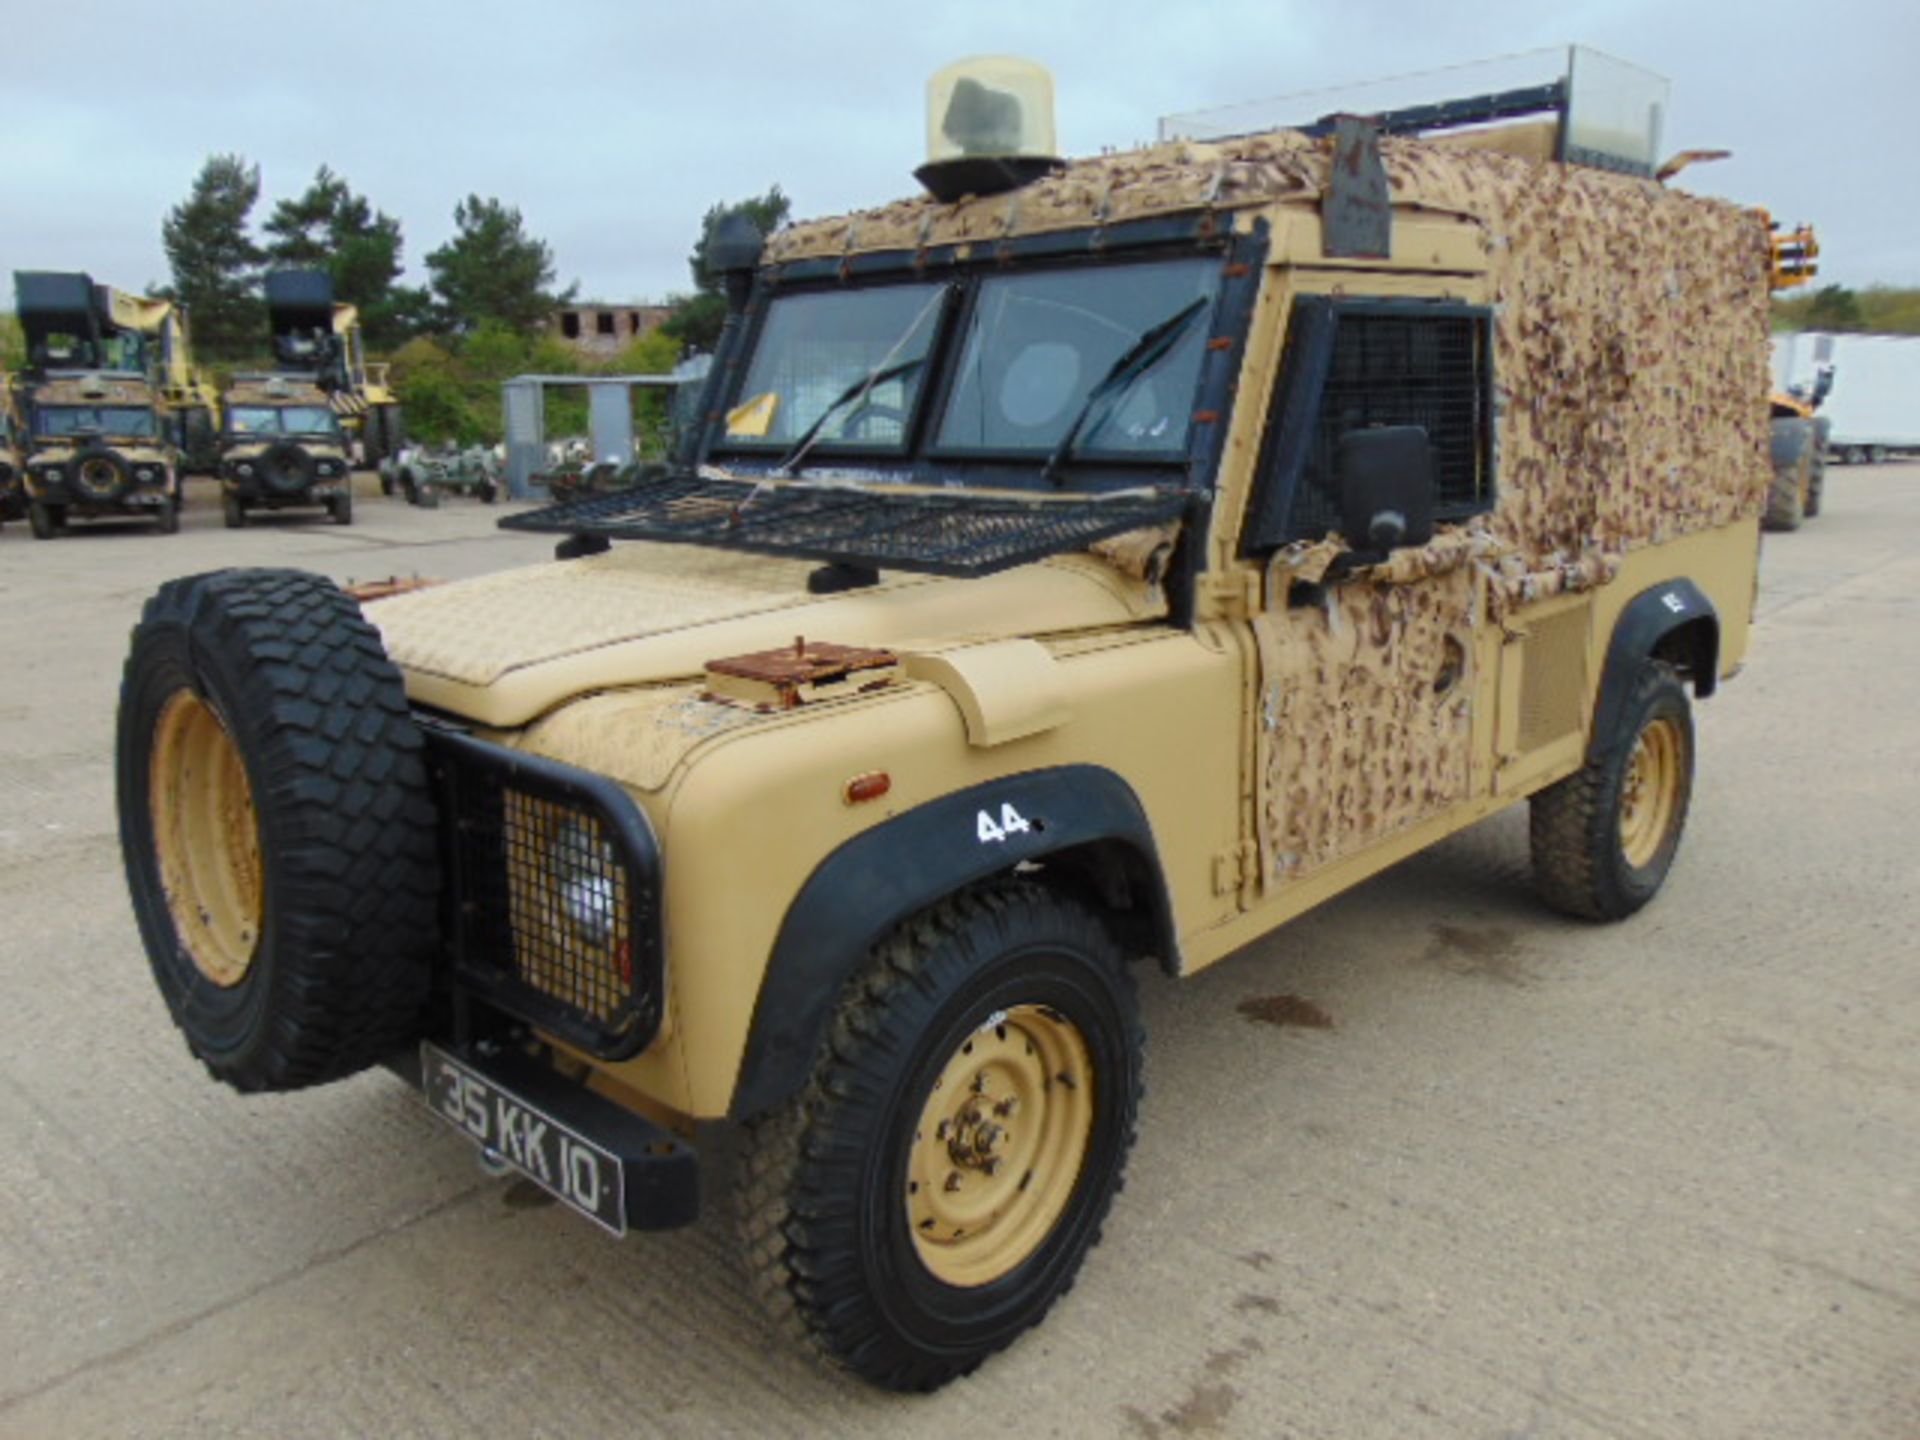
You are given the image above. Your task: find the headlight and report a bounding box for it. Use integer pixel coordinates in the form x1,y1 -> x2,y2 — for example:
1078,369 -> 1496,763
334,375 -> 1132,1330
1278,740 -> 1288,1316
44,467 -> 64,482
552,816 -> 620,947
134,467 -> 155,482
236,463 -> 254,477
315,460 -> 338,476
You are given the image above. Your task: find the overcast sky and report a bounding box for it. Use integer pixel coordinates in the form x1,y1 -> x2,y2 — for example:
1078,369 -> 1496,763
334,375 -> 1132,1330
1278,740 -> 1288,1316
5,0 -> 1915,306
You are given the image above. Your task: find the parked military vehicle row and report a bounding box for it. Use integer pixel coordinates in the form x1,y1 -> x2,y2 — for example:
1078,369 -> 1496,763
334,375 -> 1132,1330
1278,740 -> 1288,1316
5,266 -> 410,537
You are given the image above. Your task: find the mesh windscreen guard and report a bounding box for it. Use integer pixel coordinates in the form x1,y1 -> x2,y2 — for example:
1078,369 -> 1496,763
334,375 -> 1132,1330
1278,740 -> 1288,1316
501,473 -> 1191,578
1290,310 -> 1491,542
427,729 -> 663,1059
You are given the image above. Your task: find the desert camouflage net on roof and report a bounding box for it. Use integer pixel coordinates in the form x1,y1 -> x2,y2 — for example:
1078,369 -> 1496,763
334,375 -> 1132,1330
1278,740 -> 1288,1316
767,129 -> 1773,580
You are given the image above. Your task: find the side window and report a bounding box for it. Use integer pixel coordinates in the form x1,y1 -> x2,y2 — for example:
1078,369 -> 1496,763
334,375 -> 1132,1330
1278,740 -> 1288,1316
1242,297 -> 1495,553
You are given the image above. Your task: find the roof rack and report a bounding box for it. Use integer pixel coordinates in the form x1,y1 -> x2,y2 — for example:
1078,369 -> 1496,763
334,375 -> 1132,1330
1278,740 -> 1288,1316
1160,45 -> 1669,178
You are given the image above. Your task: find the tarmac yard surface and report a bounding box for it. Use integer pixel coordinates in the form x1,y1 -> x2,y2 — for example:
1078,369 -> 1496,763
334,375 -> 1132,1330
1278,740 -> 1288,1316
1,470 -> 1915,1438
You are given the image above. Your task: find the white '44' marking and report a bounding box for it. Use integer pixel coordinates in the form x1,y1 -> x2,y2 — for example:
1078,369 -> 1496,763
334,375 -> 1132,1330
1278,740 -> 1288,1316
976,803 -> 1033,844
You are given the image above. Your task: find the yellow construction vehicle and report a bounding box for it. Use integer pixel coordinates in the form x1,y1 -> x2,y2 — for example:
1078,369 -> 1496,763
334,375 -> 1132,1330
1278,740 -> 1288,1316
100,285 -> 223,472
1764,219 -> 1833,529
263,269 -> 403,463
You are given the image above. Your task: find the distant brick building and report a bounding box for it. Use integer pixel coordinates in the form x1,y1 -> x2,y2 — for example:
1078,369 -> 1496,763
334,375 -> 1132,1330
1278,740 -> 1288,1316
551,302 -> 672,358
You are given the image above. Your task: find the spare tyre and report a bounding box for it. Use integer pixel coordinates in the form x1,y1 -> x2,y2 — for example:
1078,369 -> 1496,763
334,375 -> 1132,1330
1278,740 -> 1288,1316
259,441 -> 316,496
117,568 -> 441,1092
72,447 -> 130,503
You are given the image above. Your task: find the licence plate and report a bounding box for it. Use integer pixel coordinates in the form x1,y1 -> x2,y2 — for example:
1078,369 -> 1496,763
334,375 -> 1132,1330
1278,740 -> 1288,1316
420,1043 -> 627,1235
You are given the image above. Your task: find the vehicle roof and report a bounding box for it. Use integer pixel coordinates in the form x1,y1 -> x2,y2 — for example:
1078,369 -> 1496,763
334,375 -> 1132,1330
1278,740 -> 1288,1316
764,126 -> 1740,263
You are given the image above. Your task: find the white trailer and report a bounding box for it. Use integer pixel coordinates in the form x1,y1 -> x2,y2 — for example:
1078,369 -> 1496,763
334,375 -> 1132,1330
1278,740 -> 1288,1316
1773,331 -> 1920,463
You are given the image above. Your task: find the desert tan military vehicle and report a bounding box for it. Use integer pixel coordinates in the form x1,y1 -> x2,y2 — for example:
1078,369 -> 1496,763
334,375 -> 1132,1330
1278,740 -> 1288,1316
13,271 -> 181,538
218,373 -> 355,527
0,394 -> 23,530
116,54 -> 1772,1390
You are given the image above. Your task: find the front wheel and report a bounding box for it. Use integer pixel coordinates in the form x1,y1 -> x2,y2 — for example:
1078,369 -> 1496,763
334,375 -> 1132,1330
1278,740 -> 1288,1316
29,501 -> 60,540
328,488 -> 353,525
737,881 -> 1142,1392
1531,661 -> 1694,921
155,496 -> 181,535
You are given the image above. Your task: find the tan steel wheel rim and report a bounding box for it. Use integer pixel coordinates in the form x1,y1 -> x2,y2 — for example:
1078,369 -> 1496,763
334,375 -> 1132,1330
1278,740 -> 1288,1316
905,1003 -> 1095,1288
149,690 -> 263,986
1619,715 -> 1684,870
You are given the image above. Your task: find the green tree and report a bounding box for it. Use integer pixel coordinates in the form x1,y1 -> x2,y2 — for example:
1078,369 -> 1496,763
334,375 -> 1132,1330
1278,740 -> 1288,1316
662,186 -> 791,354
387,338 -> 484,444
264,167 -> 419,348
0,313 -> 23,372
162,154 -> 265,361
425,196 -> 571,334
1804,285 -> 1864,332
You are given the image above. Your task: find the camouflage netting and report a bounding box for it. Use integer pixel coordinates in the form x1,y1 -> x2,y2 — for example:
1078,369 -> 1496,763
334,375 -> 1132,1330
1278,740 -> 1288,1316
774,130 -> 1771,886
1251,565 -> 1478,880
768,128 -> 1773,584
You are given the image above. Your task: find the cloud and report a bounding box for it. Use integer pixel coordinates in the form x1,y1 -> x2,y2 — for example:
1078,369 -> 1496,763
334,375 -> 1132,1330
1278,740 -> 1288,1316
4,0 -> 1915,301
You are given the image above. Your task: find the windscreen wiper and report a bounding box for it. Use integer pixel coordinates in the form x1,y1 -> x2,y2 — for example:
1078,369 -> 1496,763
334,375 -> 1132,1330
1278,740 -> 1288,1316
773,356 -> 926,476
773,285 -> 950,477
1040,295 -> 1211,486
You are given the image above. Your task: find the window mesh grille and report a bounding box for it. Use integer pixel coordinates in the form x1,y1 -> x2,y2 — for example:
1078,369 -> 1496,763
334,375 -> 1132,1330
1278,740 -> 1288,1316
1288,311 -> 1492,542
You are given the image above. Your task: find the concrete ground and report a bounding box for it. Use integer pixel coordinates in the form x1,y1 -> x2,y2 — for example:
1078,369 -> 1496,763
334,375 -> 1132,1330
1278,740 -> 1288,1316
1,468 -> 1914,1438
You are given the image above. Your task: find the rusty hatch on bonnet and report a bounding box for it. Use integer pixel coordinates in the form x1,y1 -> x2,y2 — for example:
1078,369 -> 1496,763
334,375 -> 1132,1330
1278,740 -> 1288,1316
703,637 -> 901,711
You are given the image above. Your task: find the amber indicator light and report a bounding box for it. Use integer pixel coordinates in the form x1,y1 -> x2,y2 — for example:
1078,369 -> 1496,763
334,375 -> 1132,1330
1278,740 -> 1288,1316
844,772 -> 892,805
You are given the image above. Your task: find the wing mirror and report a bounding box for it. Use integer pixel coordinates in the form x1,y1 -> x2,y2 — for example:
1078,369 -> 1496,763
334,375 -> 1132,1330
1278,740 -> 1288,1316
1336,425 -> 1435,555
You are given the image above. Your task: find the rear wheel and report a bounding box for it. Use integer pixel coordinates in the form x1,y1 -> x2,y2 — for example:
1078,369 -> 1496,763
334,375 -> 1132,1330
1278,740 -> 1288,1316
1764,417 -> 1811,532
1531,661 -> 1694,921
117,568 -> 440,1091
737,881 -> 1142,1391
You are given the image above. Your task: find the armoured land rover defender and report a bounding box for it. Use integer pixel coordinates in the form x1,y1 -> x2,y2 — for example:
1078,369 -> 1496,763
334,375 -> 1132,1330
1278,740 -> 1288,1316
218,373 -> 355,527
116,54 -> 1772,1391
14,271 -> 182,538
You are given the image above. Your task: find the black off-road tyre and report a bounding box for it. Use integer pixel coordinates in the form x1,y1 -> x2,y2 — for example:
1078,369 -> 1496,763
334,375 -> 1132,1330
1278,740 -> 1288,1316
1764,417 -> 1811,532
1531,661 -> 1695,922
329,487 -> 353,525
260,442 -> 316,497
155,495 -> 181,535
223,492 -> 246,529
737,880 -> 1143,1392
29,501 -> 59,540
72,447 -> 130,503
117,568 -> 441,1092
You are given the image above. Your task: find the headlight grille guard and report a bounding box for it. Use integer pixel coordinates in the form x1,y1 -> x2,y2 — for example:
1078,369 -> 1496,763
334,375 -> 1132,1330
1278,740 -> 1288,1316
421,725 -> 664,1060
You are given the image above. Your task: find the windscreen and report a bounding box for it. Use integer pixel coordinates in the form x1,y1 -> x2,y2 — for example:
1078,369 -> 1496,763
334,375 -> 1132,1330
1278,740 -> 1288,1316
227,405 -> 340,436
935,257 -> 1220,457
34,406 -> 159,438
724,283 -> 947,452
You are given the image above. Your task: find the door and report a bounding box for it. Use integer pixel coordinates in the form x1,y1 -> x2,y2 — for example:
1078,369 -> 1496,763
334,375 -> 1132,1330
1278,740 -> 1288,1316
1239,294 -> 1499,890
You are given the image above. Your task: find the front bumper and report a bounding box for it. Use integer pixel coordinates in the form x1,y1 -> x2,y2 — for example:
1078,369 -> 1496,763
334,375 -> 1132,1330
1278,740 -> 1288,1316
24,471 -> 172,508
222,463 -> 350,504
390,1040 -> 699,1231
